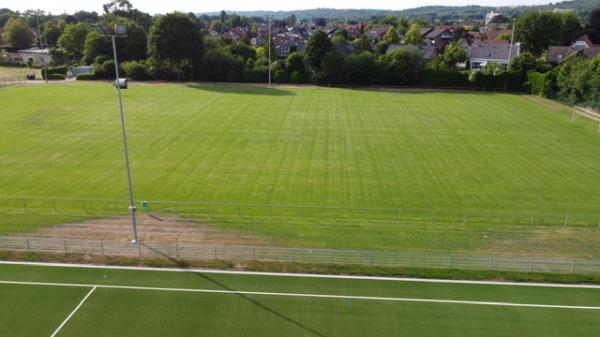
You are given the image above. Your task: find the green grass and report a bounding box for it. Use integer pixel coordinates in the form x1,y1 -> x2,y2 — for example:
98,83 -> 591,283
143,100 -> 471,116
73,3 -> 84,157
1,263 -> 600,337
1,82 -> 600,255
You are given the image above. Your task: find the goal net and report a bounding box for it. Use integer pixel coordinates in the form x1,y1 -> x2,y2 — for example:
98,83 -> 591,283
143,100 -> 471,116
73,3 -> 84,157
572,106 -> 600,134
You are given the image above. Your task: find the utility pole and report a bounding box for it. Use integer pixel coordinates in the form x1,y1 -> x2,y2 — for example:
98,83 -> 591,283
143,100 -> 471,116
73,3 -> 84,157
96,23 -> 140,244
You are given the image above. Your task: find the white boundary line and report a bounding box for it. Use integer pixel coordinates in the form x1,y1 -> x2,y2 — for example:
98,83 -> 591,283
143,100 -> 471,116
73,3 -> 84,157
1,280 -> 599,311
50,286 -> 96,337
1,260 -> 600,289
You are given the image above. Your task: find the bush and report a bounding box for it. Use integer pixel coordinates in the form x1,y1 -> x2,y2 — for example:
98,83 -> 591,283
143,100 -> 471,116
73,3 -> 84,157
421,69 -> 470,87
273,69 -> 288,83
42,65 -> 68,79
45,73 -> 66,80
122,61 -> 152,80
243,67 -> 267,83
76,73 -> 97,80
289,71 -> 304,84
528,71 -> 555,97
93,60 -> 124,79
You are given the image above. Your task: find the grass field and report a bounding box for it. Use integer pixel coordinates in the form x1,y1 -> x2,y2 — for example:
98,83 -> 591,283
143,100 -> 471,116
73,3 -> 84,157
1,262 -> 600,337
1,82 -> 600,255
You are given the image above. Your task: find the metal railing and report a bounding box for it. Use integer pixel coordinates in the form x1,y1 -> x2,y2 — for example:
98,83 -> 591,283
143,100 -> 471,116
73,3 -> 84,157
2,236 -> 600,275
2,196 -> 600,231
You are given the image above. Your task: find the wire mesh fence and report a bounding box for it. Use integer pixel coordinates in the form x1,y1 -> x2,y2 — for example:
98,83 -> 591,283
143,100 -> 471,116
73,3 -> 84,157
2,196 -> 600,231
1,236 -> 600,275
0,76 -> 26,87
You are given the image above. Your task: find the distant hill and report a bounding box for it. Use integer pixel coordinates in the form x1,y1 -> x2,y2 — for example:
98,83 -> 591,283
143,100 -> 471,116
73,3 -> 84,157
198,0 -> 600,22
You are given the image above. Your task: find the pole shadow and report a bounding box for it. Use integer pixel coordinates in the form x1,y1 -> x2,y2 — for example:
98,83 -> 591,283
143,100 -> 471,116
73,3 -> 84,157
141,243 -> 327,337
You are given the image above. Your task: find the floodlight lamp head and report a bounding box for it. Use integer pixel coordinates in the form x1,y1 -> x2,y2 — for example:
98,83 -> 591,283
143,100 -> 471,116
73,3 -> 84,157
114,24 -> 127,36
94,23 -> 109,35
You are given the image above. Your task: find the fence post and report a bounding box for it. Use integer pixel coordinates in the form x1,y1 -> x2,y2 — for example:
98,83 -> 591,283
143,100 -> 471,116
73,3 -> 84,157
488,256 -> 493,270
100,241 -> 104,256
448,255 -> 453,269
369,251 -> 373,266
564,215 -> 569,229
138,242 -> 142,257
175,244 -> 180,258
63,240 -> 68,254
26,239 -> 31,252
570,261 -> 576,273
408,254 -> 413,267
252,247 -> 256,261
214,246 -> 217,260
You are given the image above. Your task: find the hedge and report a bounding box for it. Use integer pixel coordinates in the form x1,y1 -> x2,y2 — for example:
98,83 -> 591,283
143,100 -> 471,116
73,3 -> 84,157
76,73 -> 97,80
45,74 -> 66,80
528,71 -> 555,98
42,65 -> 68,79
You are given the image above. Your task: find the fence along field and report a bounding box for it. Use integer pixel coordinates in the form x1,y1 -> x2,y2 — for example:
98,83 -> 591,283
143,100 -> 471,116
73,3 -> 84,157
1,83 -> 600,257
3,196 -> 600,259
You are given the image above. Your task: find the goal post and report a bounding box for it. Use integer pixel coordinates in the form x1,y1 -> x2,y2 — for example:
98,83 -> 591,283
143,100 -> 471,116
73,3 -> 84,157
572,106 -> 600,135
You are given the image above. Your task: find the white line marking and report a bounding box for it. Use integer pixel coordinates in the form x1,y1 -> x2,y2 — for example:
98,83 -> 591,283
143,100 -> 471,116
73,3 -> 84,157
1,260 -> 599,289
50,286 -> 96,337
1,280 -> 599,311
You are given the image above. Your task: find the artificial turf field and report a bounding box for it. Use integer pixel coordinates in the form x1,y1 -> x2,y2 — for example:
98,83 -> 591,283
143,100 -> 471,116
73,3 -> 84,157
1,82 -> 600,254
1,262 -> 599,337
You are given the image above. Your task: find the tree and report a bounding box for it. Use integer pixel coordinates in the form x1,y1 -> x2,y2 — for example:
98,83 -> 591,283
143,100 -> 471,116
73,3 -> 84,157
490,14 -> 510,24
289,14 -> 297,26
313,18 -> 326,27
210,20 -> 224,33
319,49 -> 345,84
43,20 -> 63,47
509,52 -> 540,75
304,30 -> 333,72
559,12 -> 582,46
404,23 -> 424,45
220,10 -> 226,23
148,13 -> 203,78
103,0 -> 133,14
352,35 -> 372,54
379,47 -> 423,84
442,41 -> 467,67
58,22 -> 92,60
73,11 -> 99,23
3,17 -> 33,49
226,40 -> 256,61
342,51 -> 379,84
285,52 -> 305,75
515,11 -> 581,56
382,27 -> 400,44
585,8 -> 600,44
83,18 -> 146,64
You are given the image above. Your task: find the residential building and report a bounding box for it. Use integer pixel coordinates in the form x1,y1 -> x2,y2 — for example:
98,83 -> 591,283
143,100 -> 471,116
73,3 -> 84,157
547,35 -> 600,64
468,42 -> 521,69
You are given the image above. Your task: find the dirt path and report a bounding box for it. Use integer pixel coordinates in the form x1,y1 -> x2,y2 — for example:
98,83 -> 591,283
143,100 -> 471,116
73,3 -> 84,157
19,214 -> 270,245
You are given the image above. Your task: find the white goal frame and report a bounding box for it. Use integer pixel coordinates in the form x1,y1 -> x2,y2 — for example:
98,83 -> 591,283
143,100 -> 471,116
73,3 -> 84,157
572,106 -> 600,135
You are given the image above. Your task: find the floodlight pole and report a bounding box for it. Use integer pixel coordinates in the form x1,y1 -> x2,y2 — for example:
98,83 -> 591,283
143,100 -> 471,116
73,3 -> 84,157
109,29 -> 139,244
267,15 -> 272,88
504,19 -> 516,92
35,11 -> 48,83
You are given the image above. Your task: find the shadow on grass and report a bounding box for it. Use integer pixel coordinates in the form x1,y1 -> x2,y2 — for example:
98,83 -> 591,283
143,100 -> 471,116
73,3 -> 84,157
185,83 -> 296,96
141,243 -> 326,337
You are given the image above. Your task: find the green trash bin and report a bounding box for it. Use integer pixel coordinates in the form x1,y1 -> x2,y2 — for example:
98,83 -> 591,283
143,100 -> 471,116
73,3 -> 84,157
141,201 -> 149,213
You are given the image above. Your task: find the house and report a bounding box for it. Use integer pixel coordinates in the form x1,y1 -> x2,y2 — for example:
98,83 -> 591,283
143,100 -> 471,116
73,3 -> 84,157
468,42 -> 521,69
273,34 -> 305,58
547,35 -> 600,64
386,44 -> 435,61
250,37 -> 265,47
366,24 -> 393,43
10,48 -> 51,66
424,27 -> 453,45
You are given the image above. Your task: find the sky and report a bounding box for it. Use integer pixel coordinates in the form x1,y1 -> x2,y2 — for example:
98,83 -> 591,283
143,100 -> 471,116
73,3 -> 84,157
5,0 -> 555,15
